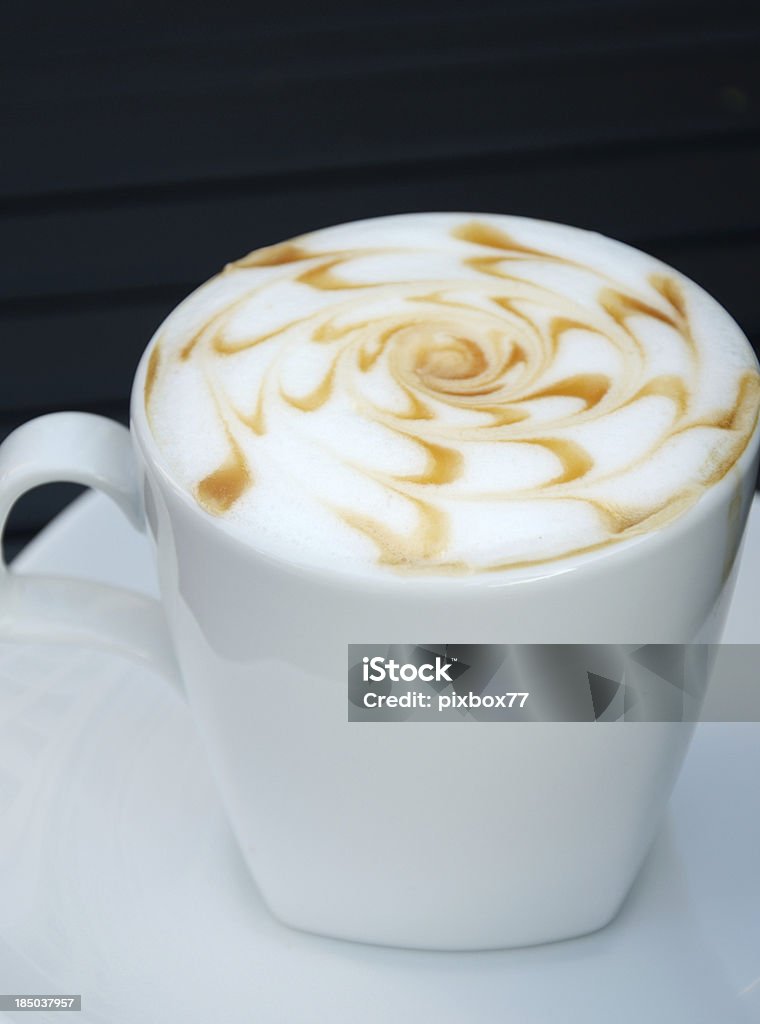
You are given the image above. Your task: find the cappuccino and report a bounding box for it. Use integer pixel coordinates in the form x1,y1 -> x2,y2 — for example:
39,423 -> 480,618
143,213 -> 760,575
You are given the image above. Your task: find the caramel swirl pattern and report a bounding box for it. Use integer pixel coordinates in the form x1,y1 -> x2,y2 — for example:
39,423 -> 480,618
144,214 -> 760,574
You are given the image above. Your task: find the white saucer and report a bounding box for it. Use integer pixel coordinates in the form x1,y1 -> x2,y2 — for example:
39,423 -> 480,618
1,493 -> 759,1024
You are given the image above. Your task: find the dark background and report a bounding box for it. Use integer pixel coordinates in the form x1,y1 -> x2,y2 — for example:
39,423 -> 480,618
3,0 -> 760,559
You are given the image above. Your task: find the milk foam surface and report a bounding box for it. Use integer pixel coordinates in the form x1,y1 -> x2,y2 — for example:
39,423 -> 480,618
143,213 -> 760,576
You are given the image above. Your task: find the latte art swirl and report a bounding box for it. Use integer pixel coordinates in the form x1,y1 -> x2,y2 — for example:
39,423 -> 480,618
144,214 -> 760,574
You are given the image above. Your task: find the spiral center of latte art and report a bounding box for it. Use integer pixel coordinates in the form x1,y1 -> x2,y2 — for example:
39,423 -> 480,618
144,214 -> 760,575
412,332 -> 488,382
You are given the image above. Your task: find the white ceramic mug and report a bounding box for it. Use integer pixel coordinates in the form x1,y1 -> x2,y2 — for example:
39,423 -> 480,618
1,302 -> 758,953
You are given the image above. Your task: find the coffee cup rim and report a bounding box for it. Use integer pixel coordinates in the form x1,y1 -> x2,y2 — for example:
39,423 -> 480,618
129,212 -> 760,592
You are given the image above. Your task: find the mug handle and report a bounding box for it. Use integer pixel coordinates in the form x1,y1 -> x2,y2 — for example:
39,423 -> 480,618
0,412 -> 183,695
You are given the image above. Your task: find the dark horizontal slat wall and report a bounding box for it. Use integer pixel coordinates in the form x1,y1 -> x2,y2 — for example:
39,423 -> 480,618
3,0 -> 760,558
3,0 -> 758,198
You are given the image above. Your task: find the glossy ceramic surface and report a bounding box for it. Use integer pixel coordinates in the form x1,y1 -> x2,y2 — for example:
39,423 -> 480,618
0,492 -> 758,1020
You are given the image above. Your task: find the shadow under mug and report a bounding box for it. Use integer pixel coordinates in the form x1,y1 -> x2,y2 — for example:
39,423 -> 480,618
0,353 -> 758,949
